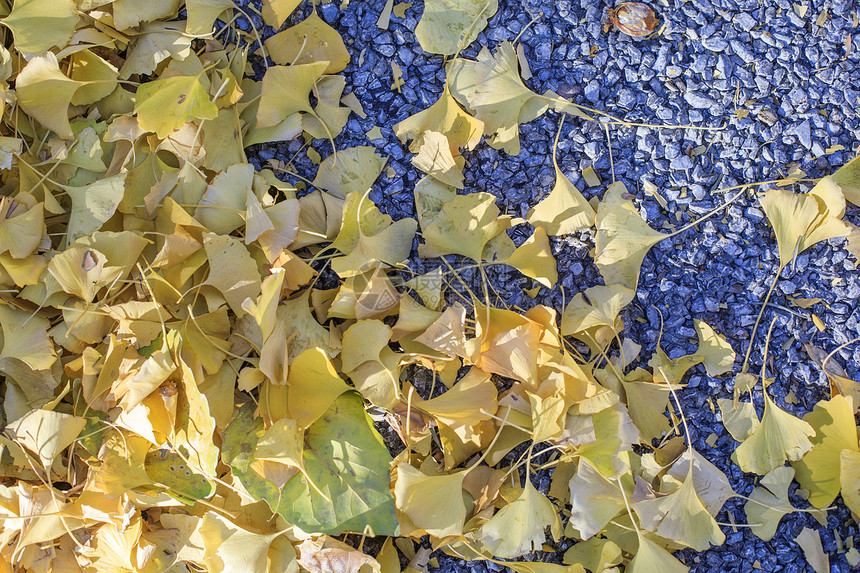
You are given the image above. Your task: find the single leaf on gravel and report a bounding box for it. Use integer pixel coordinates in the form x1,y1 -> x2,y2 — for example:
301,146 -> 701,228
449,40 -> 548,154
733,389 -> 815,475
527,123 -> 595,235
266,11 -> 350,74
394,86 -> 484,153
278,392 -> 398,536
718,398 -> 760,442
257,62 -> 328,128
502,227 -> 558,287
418,192 -> 510,261
744,466 -> 797,541
2,0 -> 78,54
694,319 -> 735,377
313,147 -> 386,199
415,0 -> 498,55
795,528 -> 829,573
134,72 -> 218,138
15,53 -> 83,139
791,395 -> 858,508
627,531 -> 688,573
594,182 -> 666,290
759,187 -> 848,270
478,479 -> 562,558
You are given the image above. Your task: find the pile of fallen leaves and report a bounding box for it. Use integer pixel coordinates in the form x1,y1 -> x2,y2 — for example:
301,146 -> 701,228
1,0 -> 860,571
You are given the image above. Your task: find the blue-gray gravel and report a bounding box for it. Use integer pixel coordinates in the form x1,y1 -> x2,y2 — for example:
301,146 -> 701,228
231,0 -> 860,570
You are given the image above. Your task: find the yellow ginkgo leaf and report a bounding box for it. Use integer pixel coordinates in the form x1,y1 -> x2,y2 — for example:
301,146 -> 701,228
759,187 -> 848,270
824,154 -> 860,206
744,465 -> 796,541
622,378 -> 670,442
5,409 -> 87,468
478,479 -> 562,558
198,513 -> 282,573
415,0 -> 498,55
266,11 -> 350,74
627,531 -> 688,573
261,0 -> 302,28
791,395 -> 858,508
733,390 -> 815,475
567,457 -> 626,539
134,72 -> 218,139
202,233 -> 262,316
594,182 -> 666,290
196,163 -> 254,234
15,53 -> 83,140
1,0 -> 78,54
561,284 -> 634,336
394,462 -> 467,538
394,86 -> 484,153
287,348 -> 350,428
693,319 -> 735,377
528,122 -> 595,235
502,227 -> 558,287
0,199 -> 44,259
0,304 -> 57,371
256,62 -> 328,129
632,475 -> 725,551
69,50 -> 119,106
185,0 -> 235,36
411,131 -> 464,188
418,192 -> 510,262
449,41 -> 548,154
840,449 -> 860,521
665,448 -> 734,516
416,367 -> 497,442
65,172 -> 128,243
254,417 -> 305,471
312,147 -> 386,199
718,398 -> 760,442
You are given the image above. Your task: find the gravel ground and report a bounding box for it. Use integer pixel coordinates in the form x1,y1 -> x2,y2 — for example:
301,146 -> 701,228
232,0 -> 860,570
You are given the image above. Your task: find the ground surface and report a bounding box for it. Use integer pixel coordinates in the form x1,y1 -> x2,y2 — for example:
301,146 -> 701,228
237,0 -> 860,570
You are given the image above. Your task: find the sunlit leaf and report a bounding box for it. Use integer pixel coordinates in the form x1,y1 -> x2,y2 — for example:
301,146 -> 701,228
627,531 -> 688,573
791,395 -> 858,508
261,0 -> 302,28
568,457 -> 626,539
744,466 -> 796,541
840,449 -> 860,521
266,11 -> 350,74
5,409 -> 86,468
257,62 -> 328,128
478,479 -> 562,558
594,182 -> 666,290
415,0 -> 498,55
733,389 -> 815,475
313,147 -> 386,199
503,227 -> 558,287
394,461 -> 467,538
1,0 -> 78,54
418,192 -> 510,262
134,72 -> 218,139
15,53 -> 83,139
693,319 -> 735,377
394,86 -> 484,153
718,398 -> 760,442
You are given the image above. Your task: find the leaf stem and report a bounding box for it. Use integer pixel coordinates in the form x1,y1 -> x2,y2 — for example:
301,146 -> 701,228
740,267 -> 782,373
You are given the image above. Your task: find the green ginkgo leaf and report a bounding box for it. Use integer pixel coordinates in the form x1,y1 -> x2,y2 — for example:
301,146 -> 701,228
415,0 -> 498,55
